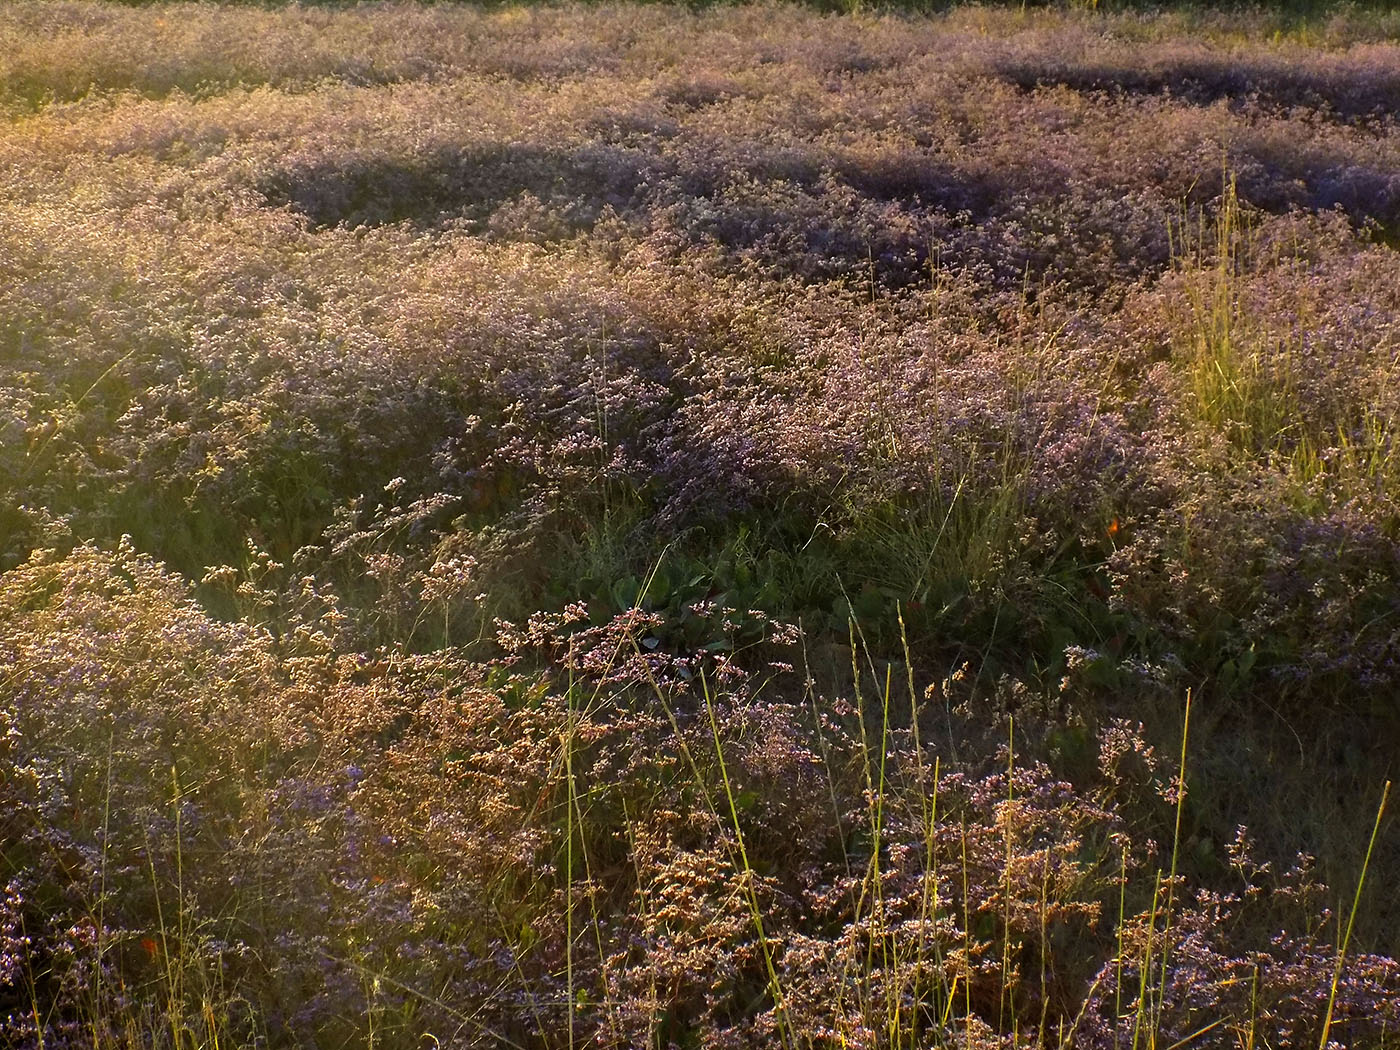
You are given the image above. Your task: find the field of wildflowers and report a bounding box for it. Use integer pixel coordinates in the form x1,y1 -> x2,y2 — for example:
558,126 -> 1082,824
4,2 -> 1400,1046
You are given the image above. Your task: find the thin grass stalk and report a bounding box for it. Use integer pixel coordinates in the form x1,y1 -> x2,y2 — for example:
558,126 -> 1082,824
1318,780 -> 1392,1050
915,756 -> 944,1050
1130,878 -> 1162,1050
878,666 -> 897,1045
1157,691 -> 1193,1018
700,669 -> 795,1050
91,731 -> 115,1050
1000,717 -> 1015,1035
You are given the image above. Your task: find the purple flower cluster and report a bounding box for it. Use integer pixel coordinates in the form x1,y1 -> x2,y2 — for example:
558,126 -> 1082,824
1,548 -> 1397,1046
4,3 -> 1400,1045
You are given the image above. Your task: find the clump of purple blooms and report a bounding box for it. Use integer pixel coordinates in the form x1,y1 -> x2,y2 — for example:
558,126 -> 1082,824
3,2 -> 1400,1045
3,544 -> 1399,1047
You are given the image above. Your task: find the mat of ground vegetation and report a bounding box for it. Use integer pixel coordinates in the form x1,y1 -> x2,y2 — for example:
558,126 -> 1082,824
4,2 -> 1400,1047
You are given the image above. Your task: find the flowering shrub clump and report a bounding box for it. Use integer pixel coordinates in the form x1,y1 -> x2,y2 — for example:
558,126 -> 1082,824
4,545 -> 1399,1048
3,2 -> 1400,1045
